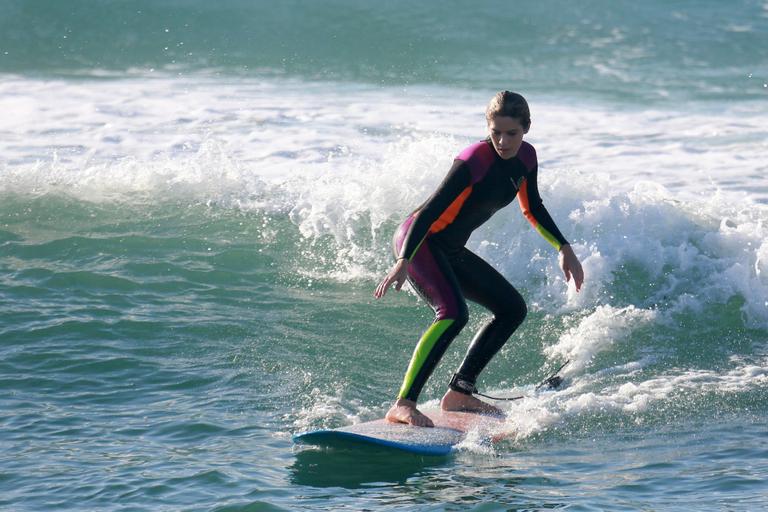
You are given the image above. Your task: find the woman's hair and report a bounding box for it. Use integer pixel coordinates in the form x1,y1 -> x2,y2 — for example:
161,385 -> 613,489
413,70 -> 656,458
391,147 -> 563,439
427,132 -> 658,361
485,91 -> 531,130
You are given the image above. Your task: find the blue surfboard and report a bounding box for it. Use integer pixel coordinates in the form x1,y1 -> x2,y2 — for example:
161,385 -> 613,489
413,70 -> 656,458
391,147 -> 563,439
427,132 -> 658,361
293,408 -> 508,456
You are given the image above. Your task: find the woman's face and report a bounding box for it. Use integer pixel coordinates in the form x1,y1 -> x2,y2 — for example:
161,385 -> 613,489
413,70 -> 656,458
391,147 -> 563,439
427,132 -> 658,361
487,116 -> 527,160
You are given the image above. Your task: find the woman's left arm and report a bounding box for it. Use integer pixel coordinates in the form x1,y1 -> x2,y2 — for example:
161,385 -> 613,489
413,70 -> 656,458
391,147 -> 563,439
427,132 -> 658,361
518,165 -> 584,291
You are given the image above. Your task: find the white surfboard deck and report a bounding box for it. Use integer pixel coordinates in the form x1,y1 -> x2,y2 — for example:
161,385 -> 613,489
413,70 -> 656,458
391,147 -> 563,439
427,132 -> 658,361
292,408 -> 509,456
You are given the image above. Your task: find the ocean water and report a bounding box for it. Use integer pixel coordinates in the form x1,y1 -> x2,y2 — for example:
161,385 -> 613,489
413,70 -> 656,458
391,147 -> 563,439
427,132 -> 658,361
1,1 -> 768,510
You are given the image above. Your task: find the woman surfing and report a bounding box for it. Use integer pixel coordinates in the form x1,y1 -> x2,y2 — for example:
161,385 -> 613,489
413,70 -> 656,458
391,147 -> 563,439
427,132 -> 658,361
374,91 -> 584,427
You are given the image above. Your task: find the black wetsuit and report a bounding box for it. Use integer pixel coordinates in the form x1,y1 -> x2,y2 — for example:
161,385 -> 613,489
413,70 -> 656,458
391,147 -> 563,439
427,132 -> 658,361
392,139 -> 568,401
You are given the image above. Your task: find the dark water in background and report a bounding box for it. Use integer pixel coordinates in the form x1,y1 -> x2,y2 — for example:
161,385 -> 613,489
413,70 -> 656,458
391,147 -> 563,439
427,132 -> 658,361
2,0 -> 767,102
1,1 -> 768,510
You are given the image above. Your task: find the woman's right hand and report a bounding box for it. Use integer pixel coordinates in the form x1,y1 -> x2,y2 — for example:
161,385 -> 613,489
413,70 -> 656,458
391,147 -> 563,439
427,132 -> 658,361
374,258 -> 409,299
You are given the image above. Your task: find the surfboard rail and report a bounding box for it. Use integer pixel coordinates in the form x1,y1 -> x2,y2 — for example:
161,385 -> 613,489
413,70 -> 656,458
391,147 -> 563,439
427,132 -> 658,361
293,426 -> 462,456
292,408 -> 508,455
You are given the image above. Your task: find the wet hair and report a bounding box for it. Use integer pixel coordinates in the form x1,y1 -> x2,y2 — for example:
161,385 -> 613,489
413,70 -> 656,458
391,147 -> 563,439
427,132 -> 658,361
485,91 -> 531,130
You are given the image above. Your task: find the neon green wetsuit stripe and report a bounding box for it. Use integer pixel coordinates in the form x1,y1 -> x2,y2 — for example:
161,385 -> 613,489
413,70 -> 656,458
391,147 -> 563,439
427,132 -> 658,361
397,318 -> 454,399
405,236 -> 426,262
535,224 -> 563,251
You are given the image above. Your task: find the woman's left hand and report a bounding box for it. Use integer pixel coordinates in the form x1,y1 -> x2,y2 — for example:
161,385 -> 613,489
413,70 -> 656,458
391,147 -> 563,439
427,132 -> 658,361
559,244 -> 584,292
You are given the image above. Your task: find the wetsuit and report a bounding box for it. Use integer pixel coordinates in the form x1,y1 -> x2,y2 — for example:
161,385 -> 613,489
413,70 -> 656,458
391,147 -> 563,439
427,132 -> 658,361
393,139 -> 568,401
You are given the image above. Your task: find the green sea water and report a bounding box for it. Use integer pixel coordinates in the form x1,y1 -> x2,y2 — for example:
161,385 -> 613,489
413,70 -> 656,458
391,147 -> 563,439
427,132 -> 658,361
2,191 -> 767,510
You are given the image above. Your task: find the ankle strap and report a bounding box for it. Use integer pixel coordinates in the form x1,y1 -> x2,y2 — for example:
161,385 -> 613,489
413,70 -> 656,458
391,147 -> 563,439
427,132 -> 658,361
448,373 -> 476,395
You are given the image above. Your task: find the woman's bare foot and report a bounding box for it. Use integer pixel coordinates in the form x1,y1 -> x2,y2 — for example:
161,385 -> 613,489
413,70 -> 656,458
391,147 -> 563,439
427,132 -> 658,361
440,389 -> 503,416
385,398 -> 434,427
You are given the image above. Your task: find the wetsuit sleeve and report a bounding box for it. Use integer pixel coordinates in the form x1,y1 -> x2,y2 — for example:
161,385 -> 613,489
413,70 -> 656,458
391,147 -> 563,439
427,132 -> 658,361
517,165 -> 569,251
397,160 -> 472,260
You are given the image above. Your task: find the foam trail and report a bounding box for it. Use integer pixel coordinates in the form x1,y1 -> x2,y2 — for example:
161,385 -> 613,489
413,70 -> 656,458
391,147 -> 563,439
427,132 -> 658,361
496,356 -> 768,442
544,305 -> 658,375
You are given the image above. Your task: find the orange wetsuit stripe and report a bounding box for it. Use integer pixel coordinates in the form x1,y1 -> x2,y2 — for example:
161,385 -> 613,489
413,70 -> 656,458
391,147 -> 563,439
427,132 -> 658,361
517,180 -> 535,226
518,180 -> 563,250
428,185 -> 473,235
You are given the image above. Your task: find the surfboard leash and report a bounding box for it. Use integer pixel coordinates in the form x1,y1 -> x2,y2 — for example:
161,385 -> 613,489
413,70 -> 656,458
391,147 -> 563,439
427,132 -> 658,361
473,360 -> 571,402
534,359 -> 571,391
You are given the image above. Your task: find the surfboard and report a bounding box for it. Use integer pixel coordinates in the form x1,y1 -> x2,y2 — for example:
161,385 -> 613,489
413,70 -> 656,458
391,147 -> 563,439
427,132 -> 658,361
292,408 -> 508,456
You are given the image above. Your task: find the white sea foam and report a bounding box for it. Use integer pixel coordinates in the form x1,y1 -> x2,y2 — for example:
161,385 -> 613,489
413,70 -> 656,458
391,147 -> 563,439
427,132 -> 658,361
494,356 -> 768,442
2,74 -> 767,324
2,74 -> 766,200
543,305 -> 658,374
291,387 -> 378,433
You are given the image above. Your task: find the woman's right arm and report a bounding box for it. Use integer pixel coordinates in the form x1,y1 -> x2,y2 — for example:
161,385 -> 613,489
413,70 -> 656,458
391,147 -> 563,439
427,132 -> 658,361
396,160 -> 472,261
374,160 -> 471,298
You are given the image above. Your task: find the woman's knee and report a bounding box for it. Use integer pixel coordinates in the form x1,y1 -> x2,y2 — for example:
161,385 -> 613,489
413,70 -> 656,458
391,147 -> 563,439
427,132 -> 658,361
517,299 -> 528,323
498,295 -> 527,328
455,301 -> 469,329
